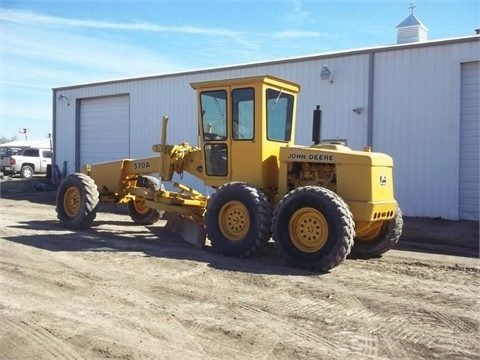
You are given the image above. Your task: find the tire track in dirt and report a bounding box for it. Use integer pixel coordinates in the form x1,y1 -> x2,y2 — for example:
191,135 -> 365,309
156,264 -> 384,358
425,309 -> 479,334
337,263 -> 480,359
273,294 -> 381,357
1,317 -> 84,360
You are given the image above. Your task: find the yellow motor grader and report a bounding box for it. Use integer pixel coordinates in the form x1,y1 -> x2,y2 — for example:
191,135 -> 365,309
56,75 -> 402,272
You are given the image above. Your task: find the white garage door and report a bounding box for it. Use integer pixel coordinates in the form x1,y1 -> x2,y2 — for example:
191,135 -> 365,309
459,61 -> 479,220
80,95 -> 130,166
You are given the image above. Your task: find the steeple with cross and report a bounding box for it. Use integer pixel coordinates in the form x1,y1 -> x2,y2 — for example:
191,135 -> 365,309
396,2 -> 428,44
409,2 -> 416,15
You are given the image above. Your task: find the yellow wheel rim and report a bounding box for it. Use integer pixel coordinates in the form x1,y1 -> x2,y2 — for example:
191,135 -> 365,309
356,221 -> 383,241
63,186 -> 81,217
218,201 -> 249,241
289,207 -> 328,253
133,198 -> 149,215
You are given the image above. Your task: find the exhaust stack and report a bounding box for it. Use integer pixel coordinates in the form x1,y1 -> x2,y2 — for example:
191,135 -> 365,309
312,105 -> 322,145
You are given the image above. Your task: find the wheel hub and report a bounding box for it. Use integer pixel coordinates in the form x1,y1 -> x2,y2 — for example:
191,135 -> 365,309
218,201 -> 249,241
133,198 -> 149,215
289,207 -> 328,253
64,186 -> 81,217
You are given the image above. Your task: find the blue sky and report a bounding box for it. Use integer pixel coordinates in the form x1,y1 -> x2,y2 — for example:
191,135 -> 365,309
1,0 -> 478,140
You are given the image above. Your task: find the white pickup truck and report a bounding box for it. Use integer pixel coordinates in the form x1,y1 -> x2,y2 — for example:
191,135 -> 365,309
1,147 -> 52,178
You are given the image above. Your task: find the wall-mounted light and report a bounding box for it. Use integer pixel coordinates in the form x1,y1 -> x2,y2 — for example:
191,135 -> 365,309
320,65 -> 333,83
58,93 -> 70,106
353,107 -> 363,115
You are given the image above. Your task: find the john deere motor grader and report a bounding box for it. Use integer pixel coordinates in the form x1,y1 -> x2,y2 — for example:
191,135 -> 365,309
56,75 -> 402,272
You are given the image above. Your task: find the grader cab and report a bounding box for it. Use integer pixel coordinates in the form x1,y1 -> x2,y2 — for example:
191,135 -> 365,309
56,75 -> 402,272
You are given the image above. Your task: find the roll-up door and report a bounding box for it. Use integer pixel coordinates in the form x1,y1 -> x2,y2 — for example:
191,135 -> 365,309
80,95 -> 130,166
459,61 -> 479,220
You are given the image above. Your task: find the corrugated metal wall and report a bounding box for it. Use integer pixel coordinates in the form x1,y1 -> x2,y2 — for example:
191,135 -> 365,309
53,37 -> 479,219
373,40 -> 479,219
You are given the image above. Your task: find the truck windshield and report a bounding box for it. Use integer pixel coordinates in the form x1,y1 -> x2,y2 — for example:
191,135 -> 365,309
266,88 -> 294,142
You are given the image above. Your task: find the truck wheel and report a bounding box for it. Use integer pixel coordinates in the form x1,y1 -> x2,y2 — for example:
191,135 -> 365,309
20,165 -> 33,178
56,173 -> 99,229
127,175 -> 162,225
272,186 -> 354,272
351,207 -> 403,257
206,182 -> 273,257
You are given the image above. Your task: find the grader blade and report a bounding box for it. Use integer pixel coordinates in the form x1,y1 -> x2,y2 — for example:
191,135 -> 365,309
163,212 -> 206,249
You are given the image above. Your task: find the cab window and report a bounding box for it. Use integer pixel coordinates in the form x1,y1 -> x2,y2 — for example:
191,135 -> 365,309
200,90 -> 227,140
266,88 -> 294,142
232,88 -> 254,140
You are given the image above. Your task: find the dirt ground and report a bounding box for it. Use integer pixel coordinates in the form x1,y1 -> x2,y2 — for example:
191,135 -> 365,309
0,178 -> 479,360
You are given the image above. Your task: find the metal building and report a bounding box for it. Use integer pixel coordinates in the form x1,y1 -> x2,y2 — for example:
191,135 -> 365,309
53,34 -> 479,221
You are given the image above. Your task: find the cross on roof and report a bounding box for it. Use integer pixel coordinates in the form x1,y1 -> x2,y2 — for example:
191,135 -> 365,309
409,2 -> 416,15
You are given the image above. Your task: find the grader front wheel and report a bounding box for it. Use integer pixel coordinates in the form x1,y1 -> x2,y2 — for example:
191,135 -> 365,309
127,198 -> 160,225
205,182 -> 273,257
272,186 -> 355,272
127,175 -> 162,225
56,173 -> 99,229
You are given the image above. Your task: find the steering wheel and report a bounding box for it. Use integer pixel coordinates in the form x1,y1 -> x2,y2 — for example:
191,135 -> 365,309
203,132 -> 225,141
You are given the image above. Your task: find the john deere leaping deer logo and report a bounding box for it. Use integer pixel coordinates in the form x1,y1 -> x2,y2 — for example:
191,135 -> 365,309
380,175 -> 387,186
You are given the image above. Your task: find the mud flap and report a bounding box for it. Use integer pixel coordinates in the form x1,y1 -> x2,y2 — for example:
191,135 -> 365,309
163,212 -> 206,249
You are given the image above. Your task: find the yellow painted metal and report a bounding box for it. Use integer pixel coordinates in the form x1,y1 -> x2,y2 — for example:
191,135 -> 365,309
289,207 -> 328,253
190,75 -> 300,93
347,200 -> 397,222
218,201 -> 250,241
63,186 -> 81,217
191,75 -> 300,190
355,221 -> 384,240
277,144 -> 397,222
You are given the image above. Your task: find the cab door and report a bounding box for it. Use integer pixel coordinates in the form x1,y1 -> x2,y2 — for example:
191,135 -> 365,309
199,89 -> 230,184
229,87 -> 256,181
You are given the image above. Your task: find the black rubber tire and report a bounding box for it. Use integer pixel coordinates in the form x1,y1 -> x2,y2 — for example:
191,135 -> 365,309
205,182 -> 273,257
127,175 -> 162,225
351,207 -> 403,257
20,165 -> 34,179
272,186 -> 354,272
56,173 -> 99,229
127,200 -> 160,225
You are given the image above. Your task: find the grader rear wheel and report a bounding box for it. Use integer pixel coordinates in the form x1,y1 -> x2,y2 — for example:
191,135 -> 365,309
272,186 -> 354,272
288,207 -> 329,253
218,200 -> 250,240
351,207 -> 403,257
205,182 -> 272,257
56,173 -> 99,229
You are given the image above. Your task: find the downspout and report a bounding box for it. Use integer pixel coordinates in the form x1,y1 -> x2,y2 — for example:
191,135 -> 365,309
52,89 -> 56,176
75,99 -> 81,172
367,52 -> 375,147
